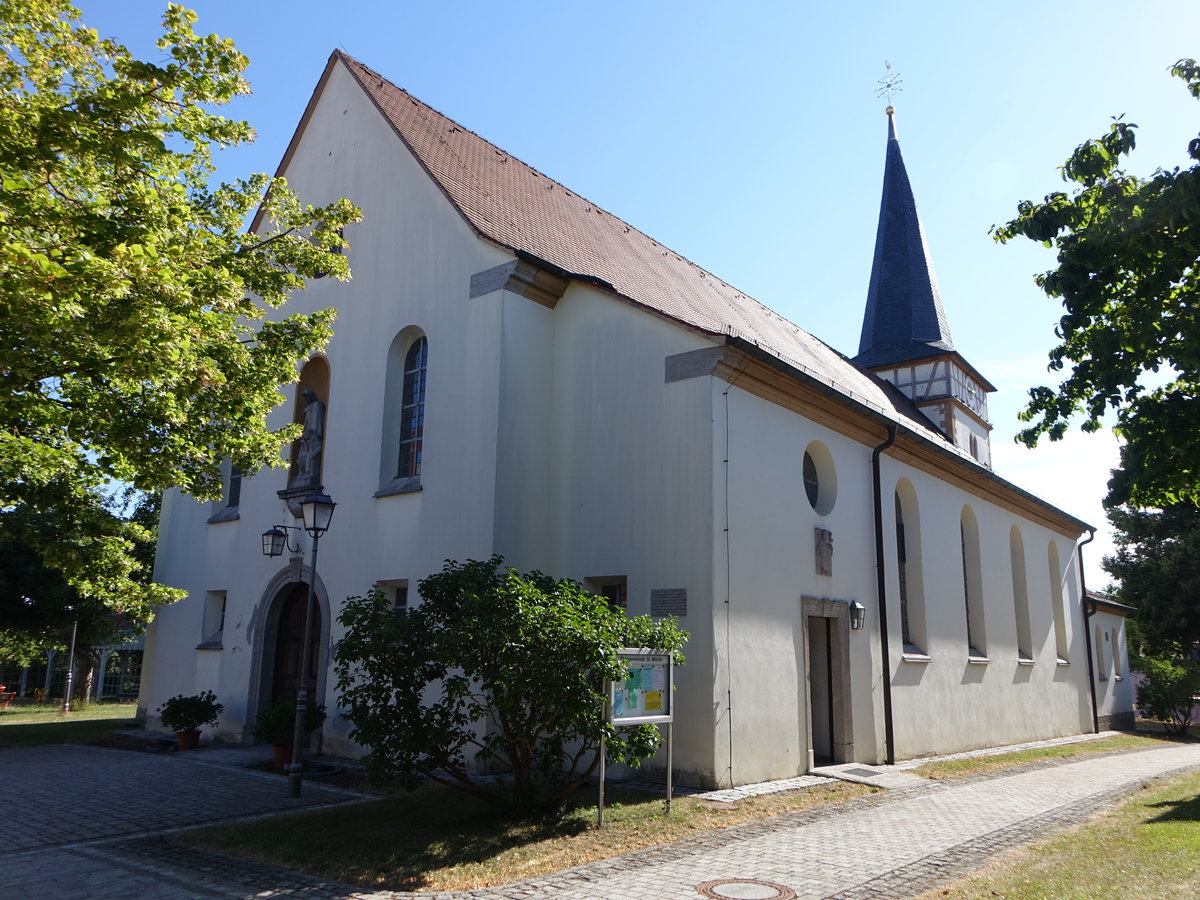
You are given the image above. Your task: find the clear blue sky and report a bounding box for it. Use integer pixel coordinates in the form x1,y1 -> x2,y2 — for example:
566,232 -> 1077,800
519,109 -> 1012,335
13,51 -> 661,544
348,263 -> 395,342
75,0 -> 1200,584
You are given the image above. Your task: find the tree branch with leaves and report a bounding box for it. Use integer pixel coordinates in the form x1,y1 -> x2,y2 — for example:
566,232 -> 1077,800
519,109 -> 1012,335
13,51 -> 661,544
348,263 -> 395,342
993,59 -> 1200,509
0,2 -> 361,628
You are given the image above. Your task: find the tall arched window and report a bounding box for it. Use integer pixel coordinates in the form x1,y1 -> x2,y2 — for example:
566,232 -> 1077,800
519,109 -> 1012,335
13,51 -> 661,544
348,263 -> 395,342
397,336 -> 427,478
1095,625 -> 1108,680
377,329 -> 427,496
1049,542 -> 1069,663
1010,526 -> 1033,662
894,479 -> 926,654
960,506 -> 987,659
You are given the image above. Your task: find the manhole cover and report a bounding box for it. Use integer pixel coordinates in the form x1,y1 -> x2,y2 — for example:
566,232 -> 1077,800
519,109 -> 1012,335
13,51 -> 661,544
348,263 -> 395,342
842,767 -> 880,777
696,878 -> 796,900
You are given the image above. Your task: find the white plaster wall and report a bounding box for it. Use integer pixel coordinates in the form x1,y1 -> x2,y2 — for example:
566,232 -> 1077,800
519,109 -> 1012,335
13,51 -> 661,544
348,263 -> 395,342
713,386 -> 882,786
528,287 -> 718,785
882,454 -> 1092,760
141,60 -> 511,751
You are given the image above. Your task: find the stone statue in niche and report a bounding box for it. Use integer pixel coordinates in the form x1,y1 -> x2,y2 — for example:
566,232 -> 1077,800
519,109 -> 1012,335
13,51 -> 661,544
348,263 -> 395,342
815,527 -> 833,577
294,389 -> 326,486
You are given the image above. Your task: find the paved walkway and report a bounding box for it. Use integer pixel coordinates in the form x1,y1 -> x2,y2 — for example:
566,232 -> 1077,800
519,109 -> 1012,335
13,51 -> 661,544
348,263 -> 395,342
2,739 -> 1198,899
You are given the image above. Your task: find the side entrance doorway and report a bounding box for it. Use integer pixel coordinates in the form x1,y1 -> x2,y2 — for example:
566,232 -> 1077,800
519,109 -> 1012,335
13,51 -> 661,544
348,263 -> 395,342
802,597 -> 854,769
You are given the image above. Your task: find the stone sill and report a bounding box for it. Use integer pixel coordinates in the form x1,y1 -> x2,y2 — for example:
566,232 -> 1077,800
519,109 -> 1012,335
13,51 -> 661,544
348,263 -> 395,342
206,506 -> 240,524
374,475 -> 422,498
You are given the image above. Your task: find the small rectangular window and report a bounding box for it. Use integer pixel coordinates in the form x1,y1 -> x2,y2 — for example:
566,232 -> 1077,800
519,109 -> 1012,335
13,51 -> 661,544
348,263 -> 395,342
198,591 -> 227,649
588,576 -> 627,612
227,466 -> 242,508
206,461 -> 242,523
377,579 -> 409,611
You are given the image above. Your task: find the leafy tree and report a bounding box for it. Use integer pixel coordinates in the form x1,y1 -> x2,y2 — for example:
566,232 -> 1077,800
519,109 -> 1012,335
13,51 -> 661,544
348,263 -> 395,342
1105,503 -> 1200,736
1131,653 -> 1200,736
1105,503 -> 1200,657
0,2 -> 360,622
0,494 -> 156,665
993,59 -> 1200,508
335,557 -> 688,813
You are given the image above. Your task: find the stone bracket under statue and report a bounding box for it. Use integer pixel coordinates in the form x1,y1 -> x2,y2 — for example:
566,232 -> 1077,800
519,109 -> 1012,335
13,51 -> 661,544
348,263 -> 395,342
278,482 -> 326,519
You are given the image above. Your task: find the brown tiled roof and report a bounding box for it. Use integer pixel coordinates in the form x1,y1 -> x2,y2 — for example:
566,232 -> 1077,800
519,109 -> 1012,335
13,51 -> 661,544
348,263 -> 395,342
284,52 -> 1090,532
334,51 -> 935,435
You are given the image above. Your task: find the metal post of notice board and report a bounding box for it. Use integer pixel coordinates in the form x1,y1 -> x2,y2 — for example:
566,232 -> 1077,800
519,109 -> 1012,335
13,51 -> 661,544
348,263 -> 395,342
597,726 -> 606,827
599,649 -> 674,827
665,718 -> 672,815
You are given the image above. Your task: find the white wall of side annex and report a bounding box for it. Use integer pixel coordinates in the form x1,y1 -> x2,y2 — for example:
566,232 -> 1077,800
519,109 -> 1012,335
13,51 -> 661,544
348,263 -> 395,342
141,59 -> 513,753
1092,606 -> 1134,730
881,453 -> 1092,760
492,283 -> 720,785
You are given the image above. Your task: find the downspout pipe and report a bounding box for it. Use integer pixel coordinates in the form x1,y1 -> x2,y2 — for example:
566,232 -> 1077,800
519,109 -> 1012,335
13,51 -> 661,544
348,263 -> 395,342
1078,528 -> 1099,733
871,423 -> 898,765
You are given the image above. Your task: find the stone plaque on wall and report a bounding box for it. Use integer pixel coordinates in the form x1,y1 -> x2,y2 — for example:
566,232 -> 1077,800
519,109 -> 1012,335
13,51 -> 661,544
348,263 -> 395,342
815,527 -> 833,577
651,588 -> 688,618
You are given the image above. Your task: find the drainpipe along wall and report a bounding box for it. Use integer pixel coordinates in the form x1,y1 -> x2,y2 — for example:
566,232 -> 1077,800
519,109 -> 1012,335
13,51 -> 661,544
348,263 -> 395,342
871,424 -> 898,765
1078,528 -> 1099,733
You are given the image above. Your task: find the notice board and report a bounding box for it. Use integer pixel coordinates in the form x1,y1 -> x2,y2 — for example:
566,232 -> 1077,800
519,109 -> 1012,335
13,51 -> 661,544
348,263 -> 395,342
609,648 -> 673,725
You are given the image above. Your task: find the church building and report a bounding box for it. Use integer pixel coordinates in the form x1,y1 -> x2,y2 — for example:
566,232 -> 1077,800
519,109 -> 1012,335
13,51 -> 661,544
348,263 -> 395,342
140,52 -> 1132,787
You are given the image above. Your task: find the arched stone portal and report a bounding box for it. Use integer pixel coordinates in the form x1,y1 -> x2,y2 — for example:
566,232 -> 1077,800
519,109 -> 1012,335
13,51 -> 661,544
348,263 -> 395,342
248,564 -> 331,733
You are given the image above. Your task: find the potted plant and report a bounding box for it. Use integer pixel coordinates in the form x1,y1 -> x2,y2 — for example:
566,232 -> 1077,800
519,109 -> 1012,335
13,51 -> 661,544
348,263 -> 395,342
157,690 -> 223,750
253,699 -> 327,768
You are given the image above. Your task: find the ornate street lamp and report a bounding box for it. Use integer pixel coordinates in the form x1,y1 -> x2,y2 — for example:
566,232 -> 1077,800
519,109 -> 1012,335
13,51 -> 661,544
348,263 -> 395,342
261,491 -> 336,797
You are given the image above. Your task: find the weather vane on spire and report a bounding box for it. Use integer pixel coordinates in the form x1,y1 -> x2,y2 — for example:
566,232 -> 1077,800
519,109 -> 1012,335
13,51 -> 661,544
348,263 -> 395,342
876,61 -> 902,110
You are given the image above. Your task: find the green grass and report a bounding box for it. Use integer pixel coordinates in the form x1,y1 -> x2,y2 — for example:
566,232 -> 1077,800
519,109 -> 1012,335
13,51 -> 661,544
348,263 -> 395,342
909,732 -> 1181,780
922,769 -> 1200,899
0,701 -> 140,748
186,778 -> 877,892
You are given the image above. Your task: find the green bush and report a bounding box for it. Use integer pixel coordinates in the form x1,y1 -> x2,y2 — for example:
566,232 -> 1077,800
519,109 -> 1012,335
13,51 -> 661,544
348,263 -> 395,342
252,699 -> 327,745
1133,653 -> 1200,735
335,557 -> 688,813
157,690 -> 223,733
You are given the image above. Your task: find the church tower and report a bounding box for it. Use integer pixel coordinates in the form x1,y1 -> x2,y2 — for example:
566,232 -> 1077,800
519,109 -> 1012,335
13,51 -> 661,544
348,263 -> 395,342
855,106 -> 995,467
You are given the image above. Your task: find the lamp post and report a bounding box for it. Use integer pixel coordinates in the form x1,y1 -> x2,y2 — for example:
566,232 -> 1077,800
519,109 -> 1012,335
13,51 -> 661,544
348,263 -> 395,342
262,491 -> 335,798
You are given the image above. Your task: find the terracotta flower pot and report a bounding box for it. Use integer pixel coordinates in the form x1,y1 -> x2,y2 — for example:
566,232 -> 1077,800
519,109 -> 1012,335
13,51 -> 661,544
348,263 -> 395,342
175,730 -> 201,751
272,744 -> 293,769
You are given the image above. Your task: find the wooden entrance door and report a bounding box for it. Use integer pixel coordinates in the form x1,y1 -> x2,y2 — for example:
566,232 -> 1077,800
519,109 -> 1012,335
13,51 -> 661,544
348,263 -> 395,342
271,583 -> 321,704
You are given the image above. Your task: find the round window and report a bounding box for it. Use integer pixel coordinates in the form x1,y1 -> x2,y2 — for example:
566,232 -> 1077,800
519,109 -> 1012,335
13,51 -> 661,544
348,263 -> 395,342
803,441 -> 837,515
802,451 -> 820,508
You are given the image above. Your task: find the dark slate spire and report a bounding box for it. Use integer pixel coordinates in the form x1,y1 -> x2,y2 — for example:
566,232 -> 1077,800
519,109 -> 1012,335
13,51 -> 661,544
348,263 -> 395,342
855,107 -> 954,368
